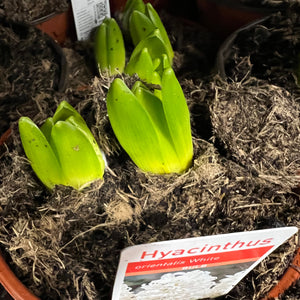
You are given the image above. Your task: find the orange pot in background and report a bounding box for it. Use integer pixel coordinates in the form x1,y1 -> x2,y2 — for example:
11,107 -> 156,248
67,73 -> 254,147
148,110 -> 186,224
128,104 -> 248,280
32,7 -> 76,45
32,1 -> 170,45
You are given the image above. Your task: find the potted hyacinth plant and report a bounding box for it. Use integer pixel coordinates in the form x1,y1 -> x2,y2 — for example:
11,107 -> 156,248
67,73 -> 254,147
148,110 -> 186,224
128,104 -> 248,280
0,1 -> 195,298
0,1 -> 299,300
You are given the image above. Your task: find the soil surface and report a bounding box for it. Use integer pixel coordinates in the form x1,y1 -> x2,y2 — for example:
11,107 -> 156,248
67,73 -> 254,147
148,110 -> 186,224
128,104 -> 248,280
0,1 -> 300,300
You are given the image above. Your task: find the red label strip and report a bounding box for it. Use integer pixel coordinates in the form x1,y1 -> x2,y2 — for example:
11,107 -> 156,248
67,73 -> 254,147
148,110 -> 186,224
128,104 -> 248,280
126,246 -> 273,275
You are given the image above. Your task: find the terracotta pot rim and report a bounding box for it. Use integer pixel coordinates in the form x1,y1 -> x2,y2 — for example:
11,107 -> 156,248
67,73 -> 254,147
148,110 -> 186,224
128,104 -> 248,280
0,128 -> 11,147
0,251 -> 39,300
260,246 -> 300,299
29,9 -> 70,26
0,130 -> 38,298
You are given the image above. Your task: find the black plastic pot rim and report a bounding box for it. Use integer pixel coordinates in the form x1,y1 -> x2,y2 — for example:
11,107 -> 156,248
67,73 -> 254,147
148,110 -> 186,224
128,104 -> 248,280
200,0 -> 283,13
216,15 -> 271,79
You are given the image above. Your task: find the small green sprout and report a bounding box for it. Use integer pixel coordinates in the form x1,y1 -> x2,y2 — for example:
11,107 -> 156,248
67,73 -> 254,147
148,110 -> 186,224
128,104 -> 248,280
94,17 -> 126,76
125,30 -> 172,84
107,67 -> 193,174
19,101 -> 105,190
129,2 -> 174,62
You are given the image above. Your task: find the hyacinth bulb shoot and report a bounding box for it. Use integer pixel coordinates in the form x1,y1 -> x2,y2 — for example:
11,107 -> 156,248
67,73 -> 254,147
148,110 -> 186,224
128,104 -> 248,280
107,67 -> 193,174
94,17 -> 126,76
19,101 -> 105,190
128,2 -> 174,62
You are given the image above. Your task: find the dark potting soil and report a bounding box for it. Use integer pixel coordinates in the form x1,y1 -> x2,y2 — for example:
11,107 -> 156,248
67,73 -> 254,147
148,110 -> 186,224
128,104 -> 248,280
0,3 -> 299,300
210,76 -> 300,190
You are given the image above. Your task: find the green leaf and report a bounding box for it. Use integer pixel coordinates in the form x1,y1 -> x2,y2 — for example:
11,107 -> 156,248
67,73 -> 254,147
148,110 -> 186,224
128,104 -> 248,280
125,47 -> 156,83
127,29 -> 172,75
51,101 -> 104,165
107,78 -> 178,173
134,84 -> 184,171
19,101 -> 106,190
145,3 -> 174,61
49,118 -> 105,190
40,117 -> 54,142
106,18 -> 126,74
161,68 -> 193,170
153,57 -> 161,70
94,21 -> 108,73
65,115 -> 106,173
52,100 -> 85,124
121,0 -> 145,38
129,10 -> 156,46
18,117 -> 64,189
152,71 -> 162,86
94,18 -> 125,75
154,53 -> 171,76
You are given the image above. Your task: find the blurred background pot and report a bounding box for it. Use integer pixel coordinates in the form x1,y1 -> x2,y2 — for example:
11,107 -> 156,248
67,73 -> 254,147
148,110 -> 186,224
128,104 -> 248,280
215,7 -> 300,95
32,7 -> 76,45
216,16 -> 269,79
196,0 -> 278,39
109,0 -> 170,14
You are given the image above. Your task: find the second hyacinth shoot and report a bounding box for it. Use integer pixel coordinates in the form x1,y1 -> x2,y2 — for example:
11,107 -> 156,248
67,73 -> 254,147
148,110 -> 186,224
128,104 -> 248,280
107,68 -> 193,174
94,0 -> 193,174
94,17 -> 126,76
93,0 -> 174,83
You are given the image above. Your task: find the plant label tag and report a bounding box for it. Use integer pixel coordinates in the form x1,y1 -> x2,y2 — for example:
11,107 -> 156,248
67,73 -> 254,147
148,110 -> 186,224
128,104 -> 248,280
112,227 -> 298,299
71,0 -> 110,41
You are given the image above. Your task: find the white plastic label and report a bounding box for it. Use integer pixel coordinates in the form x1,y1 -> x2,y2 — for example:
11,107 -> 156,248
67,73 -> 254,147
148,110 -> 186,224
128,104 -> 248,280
112,227 -> 298,299
71,0 -> 110,41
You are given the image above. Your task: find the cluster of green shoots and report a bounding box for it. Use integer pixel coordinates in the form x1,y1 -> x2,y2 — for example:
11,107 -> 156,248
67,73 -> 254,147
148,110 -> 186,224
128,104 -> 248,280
95,0 -> 193,174
19,0 -> 193,191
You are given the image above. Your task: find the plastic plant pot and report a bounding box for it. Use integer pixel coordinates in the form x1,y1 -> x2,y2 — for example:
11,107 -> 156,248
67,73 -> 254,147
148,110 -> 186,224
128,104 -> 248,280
196,0 -> 277,39
32,7 -> 76,46
261,247 -> 300,299
215,9 -> 300,93
0,249 -> 39,299
109,0 -> 170,14
216,16 -> 269,79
